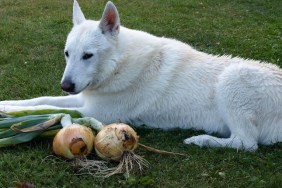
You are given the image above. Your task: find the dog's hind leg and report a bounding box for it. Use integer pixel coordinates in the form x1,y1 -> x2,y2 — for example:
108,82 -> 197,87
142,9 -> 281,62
184,128 -> 259,151
183,99 -> 260,151
183,135 -> 258,151
183,112 -> 259,151
183,64 -> 268,151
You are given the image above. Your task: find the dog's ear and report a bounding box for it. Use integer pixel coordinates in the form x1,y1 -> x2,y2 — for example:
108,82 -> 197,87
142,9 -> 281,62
73,0 -> 86,25
99,1 -> 120,36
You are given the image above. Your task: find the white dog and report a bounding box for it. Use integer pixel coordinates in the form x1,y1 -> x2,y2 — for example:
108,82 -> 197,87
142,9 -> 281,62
1,1 -> 282,151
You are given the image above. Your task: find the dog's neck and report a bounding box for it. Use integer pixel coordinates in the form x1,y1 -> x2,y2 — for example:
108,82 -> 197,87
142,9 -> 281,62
94,27 -> 164,94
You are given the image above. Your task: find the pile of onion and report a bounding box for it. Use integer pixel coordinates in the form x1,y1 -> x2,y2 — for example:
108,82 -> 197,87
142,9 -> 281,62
52,121 -> 184,177
52,122 -> 148,176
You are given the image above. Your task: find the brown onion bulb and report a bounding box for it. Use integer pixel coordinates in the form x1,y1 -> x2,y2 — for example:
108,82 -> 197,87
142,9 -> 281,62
94,123 -> 139,161
53,124 -> 95,159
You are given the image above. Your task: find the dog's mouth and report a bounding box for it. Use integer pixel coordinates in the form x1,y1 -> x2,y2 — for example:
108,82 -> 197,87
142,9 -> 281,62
68,91 -> 80,95
67,82 -> 91,95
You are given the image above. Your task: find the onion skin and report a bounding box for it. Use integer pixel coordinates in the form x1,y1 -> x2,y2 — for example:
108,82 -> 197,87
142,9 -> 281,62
94,123 -> 139,161
53,124 -> 95,159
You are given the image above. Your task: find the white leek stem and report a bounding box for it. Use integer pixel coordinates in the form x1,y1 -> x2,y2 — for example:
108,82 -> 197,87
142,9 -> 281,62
61,114 -> 73,127
73,117 -> 104,131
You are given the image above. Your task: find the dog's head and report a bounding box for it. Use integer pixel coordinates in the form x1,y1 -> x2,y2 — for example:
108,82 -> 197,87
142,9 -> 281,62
61,1 -> 120,94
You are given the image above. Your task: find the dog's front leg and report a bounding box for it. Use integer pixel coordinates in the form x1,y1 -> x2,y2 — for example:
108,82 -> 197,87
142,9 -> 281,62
0,94 -> 83,108
0,104 -> 72,112
0,94 -> 86,116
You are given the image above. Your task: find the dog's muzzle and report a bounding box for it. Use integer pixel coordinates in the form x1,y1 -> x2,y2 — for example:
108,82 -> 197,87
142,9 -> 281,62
61,80 -> 75,93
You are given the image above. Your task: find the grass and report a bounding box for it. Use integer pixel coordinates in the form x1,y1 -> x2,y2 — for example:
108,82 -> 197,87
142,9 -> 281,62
0,0 -> 281,187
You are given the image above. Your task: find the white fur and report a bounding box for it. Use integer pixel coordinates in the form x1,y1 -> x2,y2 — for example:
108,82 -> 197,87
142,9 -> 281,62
1,1 -> 282,151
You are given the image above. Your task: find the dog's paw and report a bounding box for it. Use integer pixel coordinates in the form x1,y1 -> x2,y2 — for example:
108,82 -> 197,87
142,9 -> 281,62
183,135 -> 221,147
184,135 -> 206,147
0,100 -> 18,106
0,105 -> 26,112
0,104 -> 14,112
184,134 -> 259,150
0,104 -> 9,112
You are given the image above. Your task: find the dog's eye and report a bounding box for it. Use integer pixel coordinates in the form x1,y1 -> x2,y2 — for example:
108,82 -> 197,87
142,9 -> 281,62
82,53 -> 93,60
65,51 -> 69,57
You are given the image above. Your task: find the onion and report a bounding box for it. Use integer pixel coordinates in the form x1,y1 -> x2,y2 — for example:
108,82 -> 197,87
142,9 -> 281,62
74,123 -> 183,177
92,123 -> 149,177
94,123 -> 139,161
53,124 -> 95,159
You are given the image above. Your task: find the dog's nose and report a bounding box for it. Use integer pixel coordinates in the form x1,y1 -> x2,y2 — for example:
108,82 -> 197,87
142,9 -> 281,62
61,80 -> 75,92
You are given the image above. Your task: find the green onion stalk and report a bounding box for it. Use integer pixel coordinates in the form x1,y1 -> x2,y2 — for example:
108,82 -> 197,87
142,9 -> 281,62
0,109 -> 104,148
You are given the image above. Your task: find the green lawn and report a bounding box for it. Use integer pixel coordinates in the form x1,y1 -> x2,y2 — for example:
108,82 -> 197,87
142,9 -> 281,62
0,0 -> 282,187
